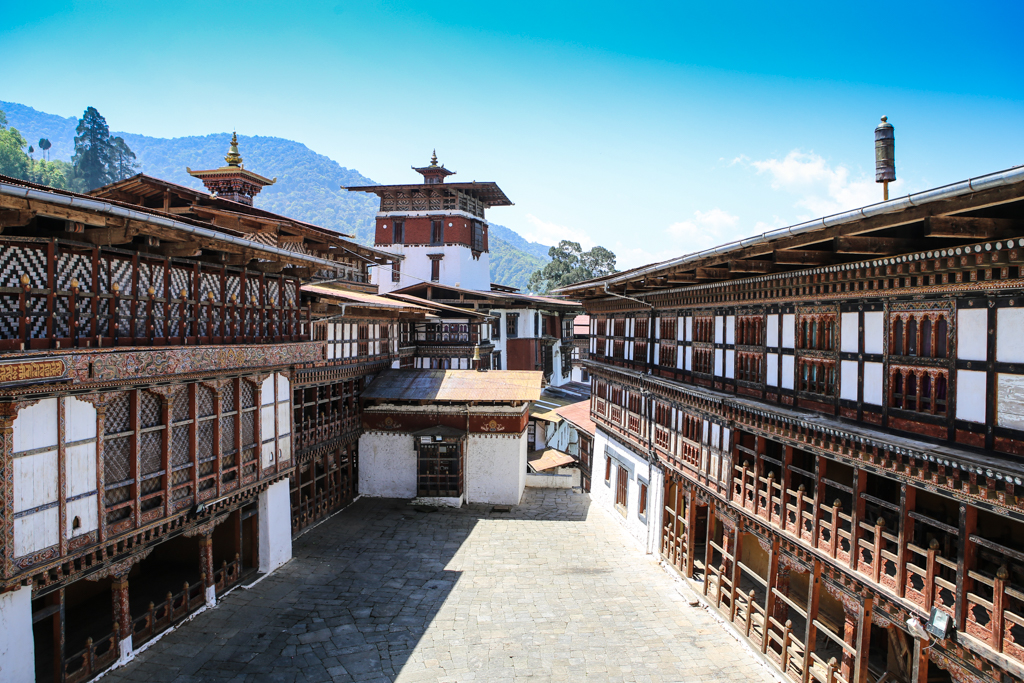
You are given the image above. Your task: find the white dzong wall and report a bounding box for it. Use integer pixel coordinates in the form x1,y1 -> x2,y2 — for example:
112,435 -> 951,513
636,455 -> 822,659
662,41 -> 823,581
465,432 -> 527,506
0,585 -> 34,683
258,479 -> 292,574
592,428 -> 663,554
357,432 -> 418,499
373,243 -> 491,294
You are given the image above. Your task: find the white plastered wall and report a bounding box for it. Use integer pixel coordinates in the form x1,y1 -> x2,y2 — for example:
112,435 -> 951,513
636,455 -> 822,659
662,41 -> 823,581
0,585 -> 33,683
372,242 -> 491,294
466,432 -> 527,506
592,429 -> 663,554
258,479 -> 292,574
357,432 -> 418,499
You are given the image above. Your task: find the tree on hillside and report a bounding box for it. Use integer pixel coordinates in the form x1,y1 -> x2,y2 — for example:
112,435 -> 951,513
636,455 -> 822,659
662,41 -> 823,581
72,107 -> 116,190
527,240 -> 618,293
110,136 -> 138,181
38,138 -> 51,161
0,110 -> 30,180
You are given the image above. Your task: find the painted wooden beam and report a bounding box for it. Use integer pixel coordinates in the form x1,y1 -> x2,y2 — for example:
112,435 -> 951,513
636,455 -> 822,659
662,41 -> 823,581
773,250 -> 834,265
728,260 -> 774,273
833,236 -> 919,255
923,216 -> 1021,238
695,267 -> 730,279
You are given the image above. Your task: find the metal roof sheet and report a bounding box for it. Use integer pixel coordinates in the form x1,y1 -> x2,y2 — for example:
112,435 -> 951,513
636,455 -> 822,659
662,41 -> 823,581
361,370 -> 542,402
527,448 -> 576,472
301,284 -> 432,311
555,400 -> 597,436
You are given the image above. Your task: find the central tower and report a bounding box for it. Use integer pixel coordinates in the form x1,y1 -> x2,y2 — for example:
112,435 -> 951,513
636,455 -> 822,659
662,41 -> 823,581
345,153 -> 513,294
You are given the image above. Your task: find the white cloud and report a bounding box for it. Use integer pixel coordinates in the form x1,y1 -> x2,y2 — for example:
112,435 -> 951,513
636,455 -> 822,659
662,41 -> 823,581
739,150 -> 901,219
665,208 -> 741,253
520,214 -> 595,250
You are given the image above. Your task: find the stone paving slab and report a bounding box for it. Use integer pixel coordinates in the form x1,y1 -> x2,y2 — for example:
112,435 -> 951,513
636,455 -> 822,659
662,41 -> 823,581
102,489 -> 776,683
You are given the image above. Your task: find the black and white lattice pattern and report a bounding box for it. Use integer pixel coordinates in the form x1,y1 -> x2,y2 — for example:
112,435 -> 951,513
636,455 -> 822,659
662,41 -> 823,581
197,421 -> 214,462
221,415 -> 236,455
96,311 -> 110,337
57,253 -> 93,292
199,272 -> 219,303
170,268 -> 191,299
105,483 -> 131,505
246,278 -> 260,305
241,411 -> 255,447
167,303 -> 182,333
139,391 -> 162,429
104,437 -> 131,485
140,432 -> 162,476
197,306 -> 209,331
211,308 -> 222,336
240,380 -> 256,409
108,258 -> 133,296
0,295 -> 18,339
266,280 -> 279,307
226,275 -> 241,305
197,385 -> 215,418
138,262 -> 165,297
106,393 -> 131,434
284,281 -> 296,307
172,387 -> 190,423
171,425 -> 191,467
0,245 -> 47,289
117,300 -> 131,332
27,296 -> 48,339
221,382 -> 235,412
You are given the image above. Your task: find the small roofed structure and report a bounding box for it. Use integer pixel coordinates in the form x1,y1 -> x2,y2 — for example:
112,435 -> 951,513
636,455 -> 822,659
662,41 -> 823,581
412,150 -> 456,184
527,448 -> 575,473
187,132 -> 276,206
359,370 -> 542,507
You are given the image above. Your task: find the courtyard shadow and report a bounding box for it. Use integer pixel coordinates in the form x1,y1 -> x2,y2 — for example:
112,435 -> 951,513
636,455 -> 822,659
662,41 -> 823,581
102,489 -> 592,683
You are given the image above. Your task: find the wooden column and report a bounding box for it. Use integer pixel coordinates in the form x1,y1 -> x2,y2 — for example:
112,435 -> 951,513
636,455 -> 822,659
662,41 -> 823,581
849,468 -> 867,570
955,503 -> 977,630
853,597 -> 873,683
200,533 -> 214,588
111,574 -> 132,658
730,527 -> 743,622
703,504 -> 717,596
897,484 -> 915,598
763,537 -> 781,654
910,634 -> 929,683
685,489 -> 698,578
801,560 -> 822,683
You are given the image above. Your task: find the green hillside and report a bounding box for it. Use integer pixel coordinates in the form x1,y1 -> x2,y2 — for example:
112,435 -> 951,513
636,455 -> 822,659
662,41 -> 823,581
1,101 -> 549,290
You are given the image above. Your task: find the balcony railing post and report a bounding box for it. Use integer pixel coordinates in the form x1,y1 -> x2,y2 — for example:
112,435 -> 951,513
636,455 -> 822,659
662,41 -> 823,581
924,540 -> 938,612
993,564 -> 1008,651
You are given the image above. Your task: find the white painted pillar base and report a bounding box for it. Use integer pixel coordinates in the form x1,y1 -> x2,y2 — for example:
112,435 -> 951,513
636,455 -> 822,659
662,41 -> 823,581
205,584 -> 216,608
258,479 -> 293,574
0,586 -> 34,683
118,636 -> 134,665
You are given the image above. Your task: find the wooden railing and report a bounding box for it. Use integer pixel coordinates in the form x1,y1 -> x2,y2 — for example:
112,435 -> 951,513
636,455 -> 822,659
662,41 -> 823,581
64,626 -> 119,683
131,579 -> 206,646
294,413 -> 360,451
0,238 -> 310,352
214,554 -> 242,594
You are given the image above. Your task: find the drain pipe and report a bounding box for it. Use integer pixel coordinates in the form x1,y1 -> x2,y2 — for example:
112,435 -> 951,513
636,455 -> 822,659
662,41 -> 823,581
603,282 -> 653,308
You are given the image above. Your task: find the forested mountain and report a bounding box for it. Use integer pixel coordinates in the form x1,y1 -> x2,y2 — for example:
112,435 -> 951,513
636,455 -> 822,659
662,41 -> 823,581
1,101 -> 550,290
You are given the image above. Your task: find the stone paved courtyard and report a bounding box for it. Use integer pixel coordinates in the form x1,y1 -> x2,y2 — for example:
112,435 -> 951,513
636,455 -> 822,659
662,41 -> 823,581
103,489 -> 777,683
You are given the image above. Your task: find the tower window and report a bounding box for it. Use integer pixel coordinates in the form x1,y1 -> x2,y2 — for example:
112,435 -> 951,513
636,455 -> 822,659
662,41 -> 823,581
391,260 -> 401,283
472,221 -> 485,251
431,220 -> 444,245
394,221 -> 404,244
430,259 -> 440,282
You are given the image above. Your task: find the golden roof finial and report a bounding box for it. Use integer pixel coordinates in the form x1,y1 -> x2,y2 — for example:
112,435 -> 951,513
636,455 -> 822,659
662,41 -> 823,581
225,132 -> 243,167
430,149 -> 438,167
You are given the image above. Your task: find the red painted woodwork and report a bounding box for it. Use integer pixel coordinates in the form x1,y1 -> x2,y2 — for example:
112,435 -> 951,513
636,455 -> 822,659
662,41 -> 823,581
376,216 -> 488,252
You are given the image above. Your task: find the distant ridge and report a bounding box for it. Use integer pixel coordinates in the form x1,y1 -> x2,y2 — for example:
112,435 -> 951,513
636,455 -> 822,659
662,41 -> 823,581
0,101 -> 550,290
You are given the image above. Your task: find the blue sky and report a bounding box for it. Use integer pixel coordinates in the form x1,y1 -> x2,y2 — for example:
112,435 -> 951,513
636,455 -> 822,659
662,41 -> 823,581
3,1 -> 1023,269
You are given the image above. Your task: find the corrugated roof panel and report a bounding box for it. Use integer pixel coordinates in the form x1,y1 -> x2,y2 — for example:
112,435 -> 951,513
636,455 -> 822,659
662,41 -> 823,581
361,370 -> 542,402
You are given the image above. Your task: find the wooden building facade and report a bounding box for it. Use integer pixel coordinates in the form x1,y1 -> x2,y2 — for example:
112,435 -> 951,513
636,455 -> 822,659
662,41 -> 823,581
558,165 -> 1024,683
0,140 -> 424,682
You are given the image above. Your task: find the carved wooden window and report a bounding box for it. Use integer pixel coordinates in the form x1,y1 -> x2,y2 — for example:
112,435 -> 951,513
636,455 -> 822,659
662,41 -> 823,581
891,367 -> 948,414
471,221 -> 485,252
891,311 -> 949,358
357,324 -> 369,356
104,392 -> 134,525
736,315 -> 763,346
612,340 -> 625,358
798,358 -> 836,396
391,260 -> 401,283
605,455 -> 612,482
737,351 -> 762,383
627,392 -> 643,415
610,386 -> 623,405
659,343 -> 676,367
170,386 -> 193,505
613,318 -> 626,337
430,259 -> 439,282
654,402 -> 672,450
634,318 -> 649,339
638,481 -> 648,517
196,384 -> 217,493
798,314 -> 837,351
660,317 -> 677,341
596,318 -> 607,336
693,316 -> 715,343
393,220 -> 404,244
240,380 -> 259,480
506,313 -> 519,338
693,347 -> 714,375
220,383 -> 238,484
634,339 -> 647,362
137,391 -> 165,513
615,465 -> 628,510
431,219 -> 444,246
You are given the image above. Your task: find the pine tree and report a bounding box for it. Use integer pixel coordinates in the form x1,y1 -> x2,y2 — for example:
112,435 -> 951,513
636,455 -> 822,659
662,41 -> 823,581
72,106 -> 115,191
110,136 -> 138,181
